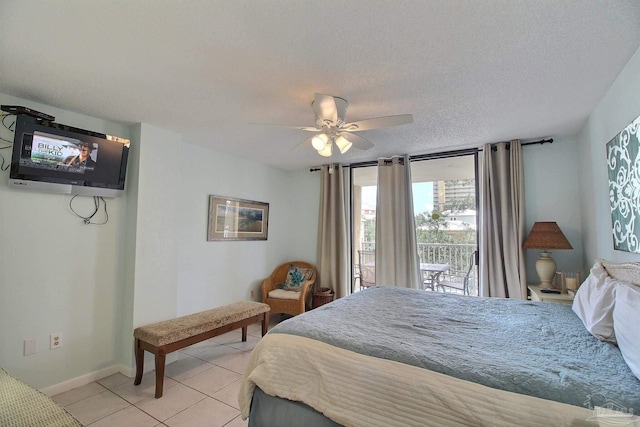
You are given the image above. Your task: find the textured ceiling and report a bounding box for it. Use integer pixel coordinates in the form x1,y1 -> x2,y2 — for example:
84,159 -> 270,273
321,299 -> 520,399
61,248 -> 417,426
1,1 -> 640,171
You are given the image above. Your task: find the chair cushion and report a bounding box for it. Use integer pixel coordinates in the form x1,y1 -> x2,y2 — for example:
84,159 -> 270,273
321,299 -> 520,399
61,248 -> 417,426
268,289 -> 302,300
282,264 -> 313,291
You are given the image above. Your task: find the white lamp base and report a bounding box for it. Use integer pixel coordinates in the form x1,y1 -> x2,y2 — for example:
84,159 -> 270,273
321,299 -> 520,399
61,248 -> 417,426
535,251 -> 557,287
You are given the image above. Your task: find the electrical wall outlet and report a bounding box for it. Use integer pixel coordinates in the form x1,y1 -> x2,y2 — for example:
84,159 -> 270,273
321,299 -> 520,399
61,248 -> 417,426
24,339 -> 37,356
50,333 -> 63,350
250,290 -> 255,298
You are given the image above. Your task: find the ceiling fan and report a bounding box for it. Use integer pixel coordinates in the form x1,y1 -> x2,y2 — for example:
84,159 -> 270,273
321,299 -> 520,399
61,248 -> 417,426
265,93 -> 413,157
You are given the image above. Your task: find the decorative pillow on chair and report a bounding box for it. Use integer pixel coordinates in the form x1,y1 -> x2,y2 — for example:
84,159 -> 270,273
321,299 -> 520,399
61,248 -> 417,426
282,264 -> 312,291
572,262 -> 617,343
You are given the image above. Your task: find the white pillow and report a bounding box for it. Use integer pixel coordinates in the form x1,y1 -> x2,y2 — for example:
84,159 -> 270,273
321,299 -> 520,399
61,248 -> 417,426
613,283 -> 640,381
572,262 -> 617,342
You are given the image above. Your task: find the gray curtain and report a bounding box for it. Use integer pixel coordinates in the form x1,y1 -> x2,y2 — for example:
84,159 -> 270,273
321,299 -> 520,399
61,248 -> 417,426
317,164 -> 351,298
479,141 -> 527,298
375,155 -> 422,288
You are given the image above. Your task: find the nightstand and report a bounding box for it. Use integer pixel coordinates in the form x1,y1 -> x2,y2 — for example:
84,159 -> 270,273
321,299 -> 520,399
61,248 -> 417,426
527,284 -> 574,305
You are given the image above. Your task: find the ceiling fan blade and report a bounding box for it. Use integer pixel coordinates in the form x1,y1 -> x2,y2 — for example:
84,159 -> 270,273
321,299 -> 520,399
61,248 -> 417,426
342,114 -> 413,132
290,135 -> 314,151
251,122 -> 321,132
340,132 -> 374,151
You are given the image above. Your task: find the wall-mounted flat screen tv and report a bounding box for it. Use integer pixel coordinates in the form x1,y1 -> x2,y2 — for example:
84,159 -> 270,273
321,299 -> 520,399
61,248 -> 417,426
9,114 -> 130,197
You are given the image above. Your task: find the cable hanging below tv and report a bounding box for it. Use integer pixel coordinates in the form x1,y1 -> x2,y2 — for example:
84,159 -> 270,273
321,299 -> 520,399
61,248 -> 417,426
7,110 -> 130,198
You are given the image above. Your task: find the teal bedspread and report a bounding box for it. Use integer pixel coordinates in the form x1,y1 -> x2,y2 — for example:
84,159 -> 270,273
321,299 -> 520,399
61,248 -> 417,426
270,286 -> 640,412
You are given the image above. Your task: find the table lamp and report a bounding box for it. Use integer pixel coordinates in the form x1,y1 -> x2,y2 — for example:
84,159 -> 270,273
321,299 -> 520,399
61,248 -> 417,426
523,222 -> 573,287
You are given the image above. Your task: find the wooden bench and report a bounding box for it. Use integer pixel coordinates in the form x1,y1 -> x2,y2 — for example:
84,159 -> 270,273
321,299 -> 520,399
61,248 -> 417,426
133,301 -> 270,398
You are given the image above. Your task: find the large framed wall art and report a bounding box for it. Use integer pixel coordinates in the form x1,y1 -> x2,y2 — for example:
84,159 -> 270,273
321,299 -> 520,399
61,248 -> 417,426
606,113 -> 640,253
207,195 -> 269,241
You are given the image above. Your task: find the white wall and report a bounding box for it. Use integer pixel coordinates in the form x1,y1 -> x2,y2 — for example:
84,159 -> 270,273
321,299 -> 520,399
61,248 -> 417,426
3,44 -> 639,389
578,46 -> 640,265
0,94 -> 132,390
176,143 -> 319,315
523,137 -> 584,282
0,94 -> 320,392
131,124 -> 181,327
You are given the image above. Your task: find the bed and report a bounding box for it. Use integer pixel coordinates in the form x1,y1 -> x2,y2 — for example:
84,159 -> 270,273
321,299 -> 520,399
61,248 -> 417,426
239,260 -> 640,427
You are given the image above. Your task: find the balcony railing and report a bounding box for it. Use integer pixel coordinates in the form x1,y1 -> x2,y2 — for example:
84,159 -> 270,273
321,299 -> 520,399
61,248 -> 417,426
357,242 -> 478,295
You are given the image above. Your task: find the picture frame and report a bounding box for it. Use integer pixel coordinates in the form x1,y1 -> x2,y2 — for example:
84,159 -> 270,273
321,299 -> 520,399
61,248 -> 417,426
207,195 -> 269,241
606,113 -> 640,253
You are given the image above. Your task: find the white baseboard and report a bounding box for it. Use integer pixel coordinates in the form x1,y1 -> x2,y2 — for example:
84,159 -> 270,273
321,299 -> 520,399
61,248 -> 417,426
39,352 -> 178,396
40,363 -> 132,396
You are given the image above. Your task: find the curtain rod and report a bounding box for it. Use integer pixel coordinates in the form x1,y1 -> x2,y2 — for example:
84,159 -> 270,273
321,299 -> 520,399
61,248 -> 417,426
490,138 -> 553,151
519,138 -> 553,147
309,138 -> 553,171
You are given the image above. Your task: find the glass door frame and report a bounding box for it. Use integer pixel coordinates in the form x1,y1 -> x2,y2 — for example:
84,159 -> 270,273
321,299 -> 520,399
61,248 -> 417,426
349,148 -> 480,294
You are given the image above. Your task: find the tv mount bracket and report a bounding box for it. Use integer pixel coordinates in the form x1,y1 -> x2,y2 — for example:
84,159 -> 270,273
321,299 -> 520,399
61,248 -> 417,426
1,105 -> 55,122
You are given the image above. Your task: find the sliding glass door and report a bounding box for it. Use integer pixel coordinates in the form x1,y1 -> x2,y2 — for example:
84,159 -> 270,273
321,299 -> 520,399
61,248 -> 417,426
411,155 -> 478,295
351,153 -> 478,294
352,166 -> 378,292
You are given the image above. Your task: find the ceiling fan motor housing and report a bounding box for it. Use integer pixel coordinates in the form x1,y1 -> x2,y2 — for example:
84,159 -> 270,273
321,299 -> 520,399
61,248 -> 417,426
264,93 -> 413,156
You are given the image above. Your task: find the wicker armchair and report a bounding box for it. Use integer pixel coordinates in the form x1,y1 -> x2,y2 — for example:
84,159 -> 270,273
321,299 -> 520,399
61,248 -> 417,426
261,261 -> 317,316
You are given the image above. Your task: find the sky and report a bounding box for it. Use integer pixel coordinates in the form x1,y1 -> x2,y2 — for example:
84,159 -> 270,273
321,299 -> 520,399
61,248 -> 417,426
362,182 -> 433,215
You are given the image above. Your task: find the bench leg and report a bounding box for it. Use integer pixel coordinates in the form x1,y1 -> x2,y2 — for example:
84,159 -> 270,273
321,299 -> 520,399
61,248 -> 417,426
262,312 -> 269,336
134,339 -> 144,386
154,353 -> 166,398
241,326 -> 248,342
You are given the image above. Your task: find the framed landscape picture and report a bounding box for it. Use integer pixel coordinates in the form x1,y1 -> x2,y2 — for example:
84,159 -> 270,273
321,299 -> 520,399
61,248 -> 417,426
606,114 -> 640,253
207,195 -> 269,241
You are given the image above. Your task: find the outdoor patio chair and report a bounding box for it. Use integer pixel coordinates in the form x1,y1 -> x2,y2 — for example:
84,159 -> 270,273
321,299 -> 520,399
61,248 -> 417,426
358,250 -> 376,290
437,250 -> 477,295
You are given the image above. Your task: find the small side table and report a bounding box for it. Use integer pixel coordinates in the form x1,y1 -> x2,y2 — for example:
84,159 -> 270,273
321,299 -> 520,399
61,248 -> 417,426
312,288 -> 335,309
527,284 -> 574,305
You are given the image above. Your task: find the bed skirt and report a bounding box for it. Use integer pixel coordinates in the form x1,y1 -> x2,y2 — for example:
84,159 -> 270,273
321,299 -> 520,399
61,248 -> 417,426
249,387 -> 343,427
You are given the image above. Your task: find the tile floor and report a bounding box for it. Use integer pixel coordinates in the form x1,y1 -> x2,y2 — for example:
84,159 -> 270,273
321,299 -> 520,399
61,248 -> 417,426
52,316 -> 285,427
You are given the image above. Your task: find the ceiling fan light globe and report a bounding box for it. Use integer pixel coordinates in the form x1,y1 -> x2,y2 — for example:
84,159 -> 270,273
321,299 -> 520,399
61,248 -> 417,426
317,142 -> 332,157
335,135 -> 352,154
311,133 -> 329,150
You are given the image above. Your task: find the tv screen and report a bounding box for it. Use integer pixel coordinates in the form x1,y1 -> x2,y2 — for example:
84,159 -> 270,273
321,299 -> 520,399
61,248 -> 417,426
9,114 -> 130,197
